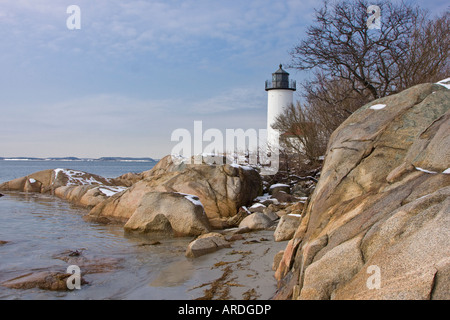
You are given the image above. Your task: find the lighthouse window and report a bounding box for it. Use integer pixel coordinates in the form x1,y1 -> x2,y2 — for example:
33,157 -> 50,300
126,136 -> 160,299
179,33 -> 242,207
266,64 -> 295,91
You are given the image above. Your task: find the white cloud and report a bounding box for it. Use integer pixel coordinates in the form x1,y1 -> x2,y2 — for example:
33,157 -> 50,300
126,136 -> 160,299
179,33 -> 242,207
0,0 -> 316,61
0,0 -> 317,158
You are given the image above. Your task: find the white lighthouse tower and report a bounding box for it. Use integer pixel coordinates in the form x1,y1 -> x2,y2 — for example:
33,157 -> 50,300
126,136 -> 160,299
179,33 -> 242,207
265,64 -> 296,147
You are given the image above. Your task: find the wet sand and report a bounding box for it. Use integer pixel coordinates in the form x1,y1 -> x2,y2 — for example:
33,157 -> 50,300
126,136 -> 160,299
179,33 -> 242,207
150,230 -> 288,300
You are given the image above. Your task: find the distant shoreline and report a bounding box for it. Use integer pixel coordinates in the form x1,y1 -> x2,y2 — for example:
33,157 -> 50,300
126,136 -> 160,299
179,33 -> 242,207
0,157 -> 159,163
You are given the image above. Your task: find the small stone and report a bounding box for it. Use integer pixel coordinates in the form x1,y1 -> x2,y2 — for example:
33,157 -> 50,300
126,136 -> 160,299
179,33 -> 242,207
185,233 -> 231,258
238,213 -> 274,231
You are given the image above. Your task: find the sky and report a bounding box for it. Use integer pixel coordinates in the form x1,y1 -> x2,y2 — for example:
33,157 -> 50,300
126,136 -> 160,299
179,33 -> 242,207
0,0 -> 447,159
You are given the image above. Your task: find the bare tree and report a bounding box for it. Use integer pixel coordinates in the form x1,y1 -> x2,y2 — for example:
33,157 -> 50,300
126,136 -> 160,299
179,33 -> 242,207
275,0 -> 448,175
397,11 -> 450,89
303,72 -> 371,138
272,102 -> 327,164
290,0 -> 449,99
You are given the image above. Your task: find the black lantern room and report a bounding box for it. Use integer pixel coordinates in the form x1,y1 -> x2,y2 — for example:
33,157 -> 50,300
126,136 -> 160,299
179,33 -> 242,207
265,64 -> 296,91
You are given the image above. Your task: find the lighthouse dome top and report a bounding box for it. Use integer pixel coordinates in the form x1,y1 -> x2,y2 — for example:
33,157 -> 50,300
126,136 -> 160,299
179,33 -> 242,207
265,64 -> 296,91
274,64 -> 289,75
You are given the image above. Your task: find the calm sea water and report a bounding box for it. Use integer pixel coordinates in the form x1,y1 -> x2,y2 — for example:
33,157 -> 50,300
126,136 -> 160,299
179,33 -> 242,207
0,160 -> 156,184
0,160 -> 213,300
0,160 -> 283,300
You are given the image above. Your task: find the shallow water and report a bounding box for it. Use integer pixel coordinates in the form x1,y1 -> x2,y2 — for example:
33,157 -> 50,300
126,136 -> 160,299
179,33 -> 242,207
0,191 -> 201,299
0,161 -> 205,299
0,160 -> 155,183
0,160 -> 282,300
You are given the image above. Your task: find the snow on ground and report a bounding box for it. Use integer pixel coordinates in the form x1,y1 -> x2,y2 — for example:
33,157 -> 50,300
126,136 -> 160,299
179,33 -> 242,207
415,167 -> 438,174
436,78 -> 450,90
174,192 -> 204,207
54,169 -> 109,186
98,186 -> 127,197
54,169 -> 102,186
230,163 -> 254,171
241,206 -> 251,214
54,168 -> 106,186
249,203 -> 266,209
269,183 -> 290,189
370,104 -> 386,110
184,194 -> 203,207
254,194 -> 272,203
298,197 -> 308,202
52,169 -> 129,197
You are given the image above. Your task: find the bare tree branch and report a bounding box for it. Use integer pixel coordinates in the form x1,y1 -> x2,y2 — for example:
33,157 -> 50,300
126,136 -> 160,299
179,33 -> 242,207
290,0 -> 448,99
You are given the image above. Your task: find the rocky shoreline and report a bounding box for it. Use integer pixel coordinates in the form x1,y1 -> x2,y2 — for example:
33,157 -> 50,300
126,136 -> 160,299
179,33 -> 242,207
273,82 -> 450,300
185,230 -> 288,300
1,81 -> 448,300
0,225 -> 288,299
0,154 -> 315,298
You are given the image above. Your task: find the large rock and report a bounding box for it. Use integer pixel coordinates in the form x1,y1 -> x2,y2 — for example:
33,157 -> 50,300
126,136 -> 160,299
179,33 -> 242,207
274,82 -> 450,300
0,157 -> 263,230
0,168 -> 127,209
269,183 -> 291,195
0,169 -> 55,193
111,172 -> 143,187
124,192 -> 211,236
274,214 -> 302,242
239,212 -> 274,230
2,249 -> 120,291
271,191 -> 298,203
2,271 -> 87,291
88,156 -> 262,228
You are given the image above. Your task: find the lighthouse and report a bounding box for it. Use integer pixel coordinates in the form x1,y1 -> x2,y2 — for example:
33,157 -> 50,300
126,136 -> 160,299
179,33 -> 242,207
265,64 -> 296,147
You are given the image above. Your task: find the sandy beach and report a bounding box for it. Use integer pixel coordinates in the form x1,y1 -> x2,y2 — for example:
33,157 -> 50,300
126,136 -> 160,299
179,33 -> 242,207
149,230 -> 288,300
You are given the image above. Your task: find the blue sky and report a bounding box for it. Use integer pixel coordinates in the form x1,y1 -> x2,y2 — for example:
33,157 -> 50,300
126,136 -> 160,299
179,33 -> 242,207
0,0 -> 447,158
